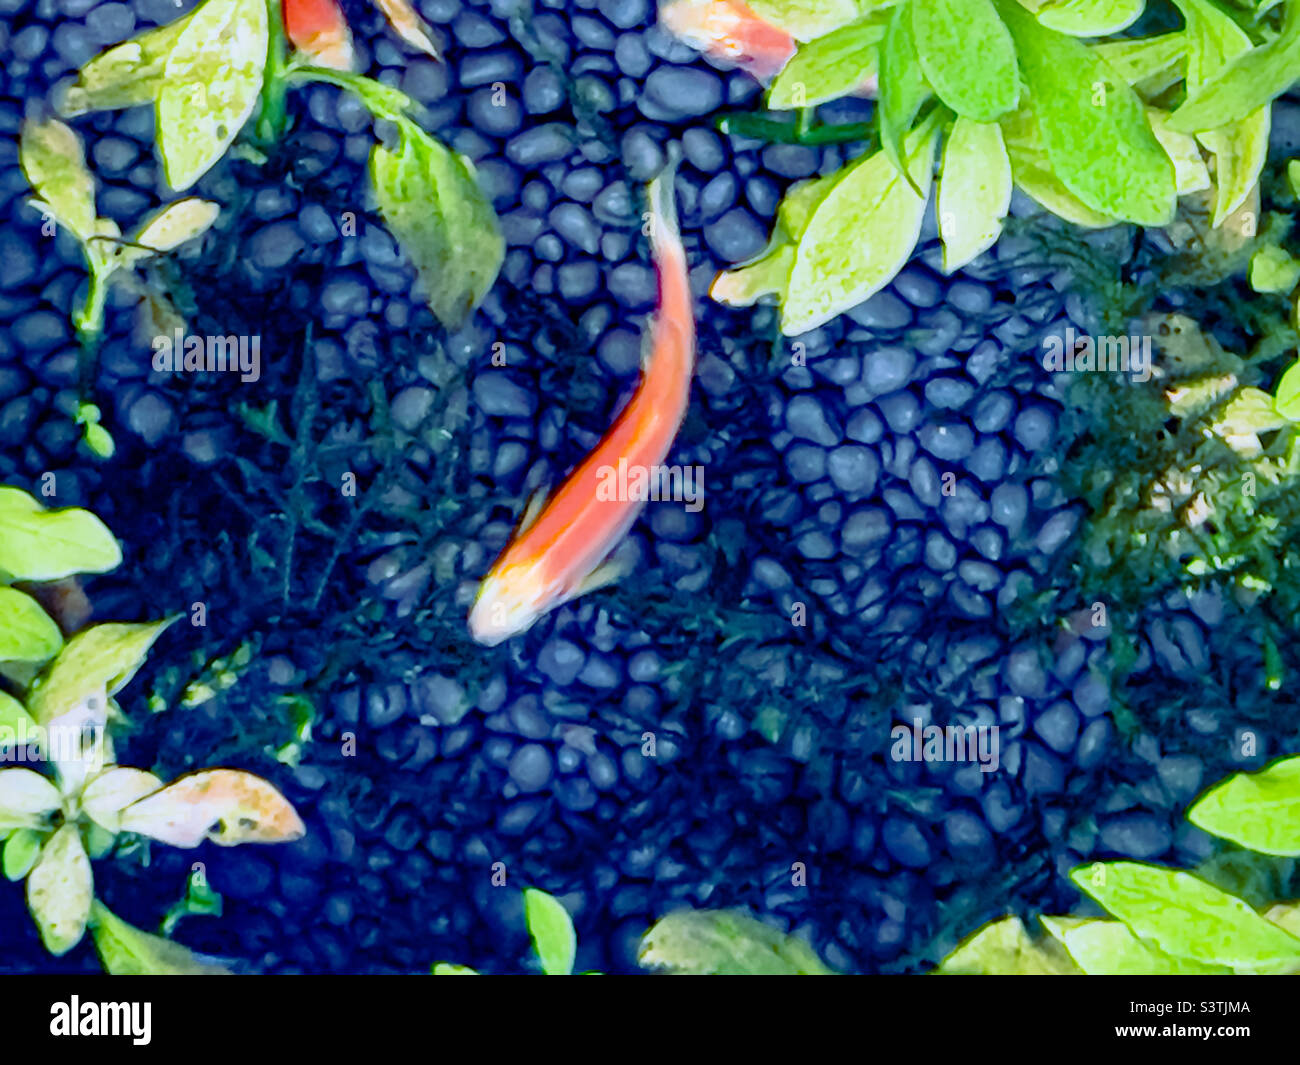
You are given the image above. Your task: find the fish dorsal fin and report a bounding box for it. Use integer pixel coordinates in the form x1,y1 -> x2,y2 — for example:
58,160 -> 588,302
566,554 -> 634,602
516,484 -> 551,535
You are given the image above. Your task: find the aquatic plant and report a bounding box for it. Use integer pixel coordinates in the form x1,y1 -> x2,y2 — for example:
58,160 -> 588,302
0,485 -> 304,972
25,0 -> 502,403
935,754 -> 1300,974
432,887 -> 599,974
708,0 -> 1290,335
17,117 -> 220,453
638,908 -> 838,974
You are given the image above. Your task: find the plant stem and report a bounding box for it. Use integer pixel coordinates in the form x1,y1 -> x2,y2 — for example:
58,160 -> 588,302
714,112 -> 876,146
256,0 -> 289,143
73,263 -> 110,400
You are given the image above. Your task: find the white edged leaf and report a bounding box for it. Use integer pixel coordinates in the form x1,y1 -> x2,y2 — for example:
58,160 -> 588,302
118,768 -> 306,848
157,0 -> 269,191
1146,107 -> 1211,195
59,14 -> 196,116
0,768 -> 62,831
18,117 -> 97,244
80,767 -> 164,834
0,485 -> 122,583
1040,915 -> 1230,974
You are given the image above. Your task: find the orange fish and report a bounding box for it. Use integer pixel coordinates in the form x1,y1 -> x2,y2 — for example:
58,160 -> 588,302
468,162 -> 695,646
658,0 -> 798,82
283,0 -> 356,72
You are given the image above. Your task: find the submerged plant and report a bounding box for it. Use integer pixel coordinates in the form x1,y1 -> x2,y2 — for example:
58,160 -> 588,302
432,887 -> 599,975
706,0 -> 1291,335
638,908 -> 838,974
935,755 -> 1300,975
0,485 -> 305,973
52,0 -> 502,332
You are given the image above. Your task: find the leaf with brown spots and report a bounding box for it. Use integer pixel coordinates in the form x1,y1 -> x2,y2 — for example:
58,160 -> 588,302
117,769 -> 305,848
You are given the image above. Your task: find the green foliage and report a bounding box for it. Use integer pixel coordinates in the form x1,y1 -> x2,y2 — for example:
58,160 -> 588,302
936,757 -> 1300,975
638,909 -> 837,974
713,0 -> 1292,334
523,887 -> 577,975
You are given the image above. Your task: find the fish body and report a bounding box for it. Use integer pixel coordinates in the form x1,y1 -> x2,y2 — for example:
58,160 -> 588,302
658,0 -> 798,81
468,164 -> 695,646
283,0 -> 356,71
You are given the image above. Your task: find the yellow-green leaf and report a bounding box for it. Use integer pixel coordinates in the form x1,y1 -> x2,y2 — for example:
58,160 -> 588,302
89,901 -> 232,974
121,197 -> 221,271
1146,108 -> 1211,195
1187,756 -> 1300,856
934,915 -> 1079,974
1274,359 -> 1300,420
523,887 -> 577,975
1251,244 -> 1300,294
1071,861 -> 1300,972
59,14 -> 196,116
0,690 -> 36,743
784,116 -> 939,334
767,18 -> 887,109
26,823 -> 93,955
997,0 -> 1176,225
3,828 -> 45,881
371,121 -> 504,329
749,0 -> 867,39
431,962 -> 479,974
1034,0 -> 1145,36
1091,32 -> 1187,95
118,768 -> 306,847
912,0 -> 1019,121
1000,104 -> 1120,226
26,619 -> 174,727
0,486 -> 121,583
0,588 -> 63,665
1040,915 -> 1231,974
18,117 -> 97,244
157,0 -> 268,191
938,116 -> 1012,272
640,909 -> 836,974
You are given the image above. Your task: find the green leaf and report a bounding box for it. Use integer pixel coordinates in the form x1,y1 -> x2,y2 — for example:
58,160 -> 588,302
1146,108 -> 1211,195
371,120 -> 504,329
878,0 -> 930,188
912,0 -> 1019,121
748,0 -> 869,39
934,916 -> 1079,974
0,588 -> 63,665
89,901 -> 232,974
1250,244 -> 1300,293
640,909 -> 837,974
767,19 -> 888,109
3,828 -> 44,882
999,105 -> 1119,226
523,888 -> 577,975
0,690 -> 36,742
18,117 -> 97,245
998,0 -> 1175,224
26,619 -> 174,727
938,116 -> 1012,272
784,115 -> 940,334
1169,2 -> 1300,133
59,14 -> 196,116
1187,756 -> 1300,856
1091,33 -> 1187,94
125,198 -> 221,267
1034,0 -> 1145,35
1040,916 -> 1230,974
1071,861 -> 1300,972
1274,359 -> 1300,420
0,486 -> 122,582
26,823 -> 93,956
431,962 -> 479,974
1173,0 -> 1271,225
710,171 -> 845,307
157,0 -> 269,191
1289,158 -> 1300,197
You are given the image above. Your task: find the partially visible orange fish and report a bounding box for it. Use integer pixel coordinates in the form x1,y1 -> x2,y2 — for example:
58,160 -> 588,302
659,0 -> 798,82
283,0 -> 356,72
468,161 -> 695,646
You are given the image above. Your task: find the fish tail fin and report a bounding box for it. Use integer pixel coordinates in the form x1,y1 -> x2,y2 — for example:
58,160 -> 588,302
645,148 -> 692,385
647,145 -> 683,257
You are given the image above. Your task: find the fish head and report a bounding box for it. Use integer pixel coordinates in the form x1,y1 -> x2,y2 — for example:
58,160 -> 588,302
467,559 -> 558,646
658,0 -> 796,81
